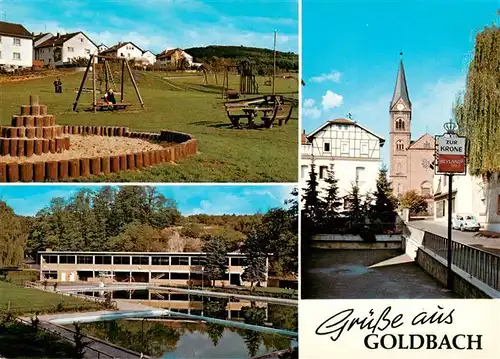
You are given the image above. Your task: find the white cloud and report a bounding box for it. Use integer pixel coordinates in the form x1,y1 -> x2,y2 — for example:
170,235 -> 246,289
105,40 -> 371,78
322,90 -> 344,110
303,98 -> 315,107
303,106 -> 322,119
310,70 -> 342,83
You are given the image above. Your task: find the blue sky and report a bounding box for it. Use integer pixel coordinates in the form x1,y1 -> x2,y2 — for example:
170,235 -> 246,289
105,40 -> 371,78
0,185 -> 295,217
302,0 -> 499,165
0,0 -> 298,53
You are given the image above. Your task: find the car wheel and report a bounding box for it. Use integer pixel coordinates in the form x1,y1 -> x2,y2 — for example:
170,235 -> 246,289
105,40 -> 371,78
460,225 -> 464,232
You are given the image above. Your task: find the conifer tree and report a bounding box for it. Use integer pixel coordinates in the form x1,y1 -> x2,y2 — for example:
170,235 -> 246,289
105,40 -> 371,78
202,235 -> 229,287
301,160 -> 324,233
241,228 -> 267,290
370,166 -> 397,231
322,164 -> 343,231
345,183 -> 364,227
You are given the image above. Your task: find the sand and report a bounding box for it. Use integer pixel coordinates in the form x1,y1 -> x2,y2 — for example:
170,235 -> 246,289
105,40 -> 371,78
0,134 -> 167,164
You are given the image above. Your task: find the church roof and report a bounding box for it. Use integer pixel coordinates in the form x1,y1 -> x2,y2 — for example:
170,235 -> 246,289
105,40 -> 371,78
391,59 -> 411,109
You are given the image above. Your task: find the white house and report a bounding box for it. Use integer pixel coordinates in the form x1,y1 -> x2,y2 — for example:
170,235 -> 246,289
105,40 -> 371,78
34,32 -> 98,66
0,21 -> 33,69
100,42 -> 143,60
141,50 -> 156,65
97,43 -> 108,53
433,172 -> 500,231
301,118 -> 385,208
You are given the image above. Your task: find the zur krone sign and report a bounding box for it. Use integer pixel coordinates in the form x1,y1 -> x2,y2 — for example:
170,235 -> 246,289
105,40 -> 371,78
435,135 -> 467,174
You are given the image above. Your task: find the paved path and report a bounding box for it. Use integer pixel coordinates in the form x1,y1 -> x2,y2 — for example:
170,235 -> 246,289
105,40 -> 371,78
303,249 -> 457,299
410,220 -> 500,255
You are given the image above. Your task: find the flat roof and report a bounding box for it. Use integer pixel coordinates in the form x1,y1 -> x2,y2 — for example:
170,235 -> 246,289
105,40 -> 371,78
39,251 -> 246,256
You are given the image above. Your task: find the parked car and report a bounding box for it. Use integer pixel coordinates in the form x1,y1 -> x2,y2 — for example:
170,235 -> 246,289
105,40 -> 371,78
452,213 -> 480,232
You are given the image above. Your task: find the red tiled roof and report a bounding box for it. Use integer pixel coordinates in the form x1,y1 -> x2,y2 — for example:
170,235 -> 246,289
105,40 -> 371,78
157,48 -> 183,59
0,21 -> 32,39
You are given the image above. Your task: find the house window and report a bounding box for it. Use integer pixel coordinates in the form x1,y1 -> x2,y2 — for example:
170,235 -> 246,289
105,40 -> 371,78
360,142 -> 369,155
301,165 -> 308,178
396,140 -> 404,151
77,256 -> 93,264
120,53 -> 124,57
319,165 -> 328,179
80,38 -> 84,42
395,118 -> 405,130
13,38 -> 21,46
85,48 -> 90,54
68,47 -> 74,52
324,142 -> 330,152
128,53 -> 130,57
341,141 -> 349,154
13,52 -> 21,60
355,167 -> 365,185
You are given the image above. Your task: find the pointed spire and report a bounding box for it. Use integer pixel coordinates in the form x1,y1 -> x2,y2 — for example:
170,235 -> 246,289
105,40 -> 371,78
391,54 -> 411,109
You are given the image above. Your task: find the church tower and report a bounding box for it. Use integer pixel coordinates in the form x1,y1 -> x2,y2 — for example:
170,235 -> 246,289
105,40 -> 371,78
389,56 -> 412,196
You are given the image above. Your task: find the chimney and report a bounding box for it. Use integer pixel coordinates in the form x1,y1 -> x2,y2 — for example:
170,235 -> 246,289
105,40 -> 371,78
301,129 -> 308,144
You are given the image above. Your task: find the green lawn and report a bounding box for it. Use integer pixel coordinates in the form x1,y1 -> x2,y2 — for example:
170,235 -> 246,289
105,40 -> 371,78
0,70 -> 299,182
0,281 -> 104,315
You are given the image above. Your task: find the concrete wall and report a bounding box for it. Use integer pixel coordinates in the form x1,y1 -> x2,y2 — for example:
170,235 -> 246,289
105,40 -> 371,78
403,224 -> 500,298
310,240 -> 402,250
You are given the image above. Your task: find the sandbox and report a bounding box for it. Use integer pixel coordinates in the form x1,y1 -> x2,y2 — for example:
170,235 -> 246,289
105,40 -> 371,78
0,96 -> 197,182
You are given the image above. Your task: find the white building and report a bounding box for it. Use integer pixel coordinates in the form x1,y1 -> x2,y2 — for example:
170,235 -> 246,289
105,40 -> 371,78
434,172 -> 500,231
100,42 -> 143,60
34,32 -> 97,66
301,118 -> 385,207
141,50 -> 156,65
97,43 -> 108,53
0,21 -> 33,69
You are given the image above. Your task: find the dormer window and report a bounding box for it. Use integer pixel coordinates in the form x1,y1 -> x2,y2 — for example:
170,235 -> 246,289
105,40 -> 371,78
395,118 -> 405,130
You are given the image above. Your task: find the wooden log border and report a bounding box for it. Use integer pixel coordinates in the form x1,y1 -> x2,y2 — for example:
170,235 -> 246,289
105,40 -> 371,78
0,126 -> 197,182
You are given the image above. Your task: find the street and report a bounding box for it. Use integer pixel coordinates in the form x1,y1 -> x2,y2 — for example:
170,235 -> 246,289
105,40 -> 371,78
410,220 -> 500,256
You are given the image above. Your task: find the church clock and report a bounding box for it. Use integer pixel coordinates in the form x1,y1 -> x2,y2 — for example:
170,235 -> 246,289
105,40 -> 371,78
396,103 -> 405,111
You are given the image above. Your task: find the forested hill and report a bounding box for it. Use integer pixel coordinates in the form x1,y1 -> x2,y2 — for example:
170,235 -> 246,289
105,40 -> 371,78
184,45 -> 298,72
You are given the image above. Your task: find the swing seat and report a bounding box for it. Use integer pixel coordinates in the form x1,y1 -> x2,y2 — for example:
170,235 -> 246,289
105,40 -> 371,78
95,102 -> 131,111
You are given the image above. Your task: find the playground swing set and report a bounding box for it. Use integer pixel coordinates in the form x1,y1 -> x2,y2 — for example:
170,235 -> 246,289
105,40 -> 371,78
73,54 -> 145,112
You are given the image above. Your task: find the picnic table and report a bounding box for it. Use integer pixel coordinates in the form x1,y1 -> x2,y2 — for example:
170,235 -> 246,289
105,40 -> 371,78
242,107 -> 275,126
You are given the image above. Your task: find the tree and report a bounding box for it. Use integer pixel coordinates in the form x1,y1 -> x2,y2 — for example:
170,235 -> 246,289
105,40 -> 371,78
0,201 -> 26,267
73,323 -> 89,359
322,164 -> 343,231
400,190 -> 428,214
453,25 -> 500,179
301,161 -> 324,233
241,305 -> 266,357
344,182 -> 364,226
370,166 -> 397,231
202,235 -> 229,286
241,228 -> 267,290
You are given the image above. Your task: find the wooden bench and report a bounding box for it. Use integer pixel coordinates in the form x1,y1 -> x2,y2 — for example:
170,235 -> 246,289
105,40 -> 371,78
95,102 -> 130,111
261,104 -> 293,128
225,105 -> 252,127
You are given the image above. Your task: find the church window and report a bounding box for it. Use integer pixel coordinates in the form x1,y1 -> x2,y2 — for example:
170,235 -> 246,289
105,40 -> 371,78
396,140 -> 404,151
396,162 -> 402,174
395,118 -> 405,130
421,181 -> 432,197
